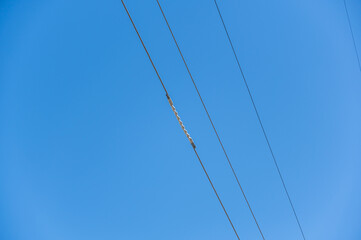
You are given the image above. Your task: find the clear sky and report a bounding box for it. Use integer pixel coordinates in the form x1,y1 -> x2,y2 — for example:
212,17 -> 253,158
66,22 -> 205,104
1,0 -> 361,239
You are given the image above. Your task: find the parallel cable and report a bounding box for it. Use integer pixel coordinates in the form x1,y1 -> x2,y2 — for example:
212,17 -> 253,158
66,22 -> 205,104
120,1 -> 240,239
119,0 -> 168,95
343,0 -> 361,71
155,1 -> 266,239
213,1 -> 306,239
193,147 -> 240,240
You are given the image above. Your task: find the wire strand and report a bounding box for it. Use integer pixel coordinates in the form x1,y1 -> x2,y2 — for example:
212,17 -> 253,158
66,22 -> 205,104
155,1 -> 265,239
213,1 -> 306,239
120,0 -> 168,95
193,148 -> 241,240
120,1 -> 241,239
343,0 -> 361,71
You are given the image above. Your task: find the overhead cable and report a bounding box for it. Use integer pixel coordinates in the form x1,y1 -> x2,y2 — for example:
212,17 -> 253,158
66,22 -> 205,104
213,1 -> 306,239
120,1 -> 241,239
343,0 -> 361,71
155,1 -> 266,239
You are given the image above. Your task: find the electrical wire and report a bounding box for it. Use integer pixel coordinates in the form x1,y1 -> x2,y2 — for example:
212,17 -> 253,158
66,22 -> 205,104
120,0 -> 241,239
343,0 -> 361,71
155,1 -> 266,239
213,1 -> 306,239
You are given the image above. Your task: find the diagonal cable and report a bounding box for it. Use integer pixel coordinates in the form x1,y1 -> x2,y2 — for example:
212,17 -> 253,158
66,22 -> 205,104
213,1 -> 306,239
343,0 -> 361,71
120,0 -> 241,239
155,1 -> 266,239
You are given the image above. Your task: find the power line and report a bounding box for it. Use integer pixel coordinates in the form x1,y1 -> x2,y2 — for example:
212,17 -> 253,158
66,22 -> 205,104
155,1 -> 266,239
120,1 -> 241,239
119,0 -> 168,95
193,147 -> 241,240
213,1 -> 307,239
343,0 -> 361,71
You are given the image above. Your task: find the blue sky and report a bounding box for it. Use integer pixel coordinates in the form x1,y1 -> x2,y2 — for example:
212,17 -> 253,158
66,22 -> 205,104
1,0 -> 361,239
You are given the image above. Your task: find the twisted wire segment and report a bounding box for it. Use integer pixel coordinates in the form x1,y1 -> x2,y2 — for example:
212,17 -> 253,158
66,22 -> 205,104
166,94 -> 196,148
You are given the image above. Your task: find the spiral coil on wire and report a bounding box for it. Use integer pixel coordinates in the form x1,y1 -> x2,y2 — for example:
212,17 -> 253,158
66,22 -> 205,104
166,95 -> 195,148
